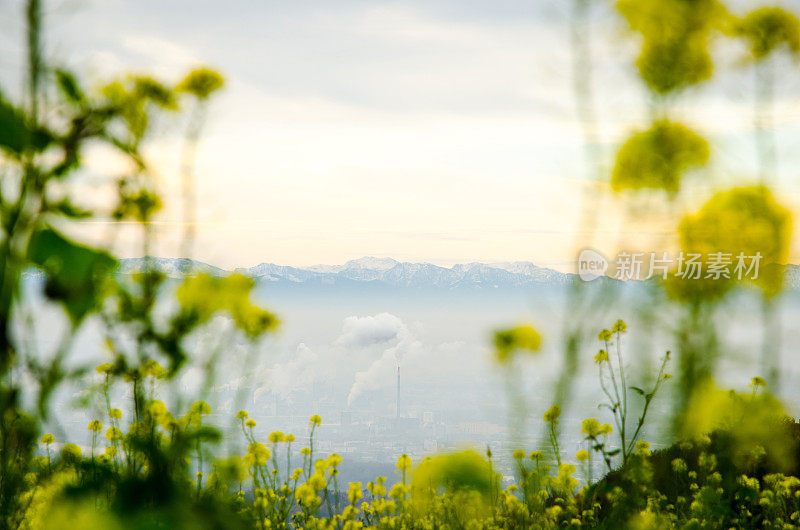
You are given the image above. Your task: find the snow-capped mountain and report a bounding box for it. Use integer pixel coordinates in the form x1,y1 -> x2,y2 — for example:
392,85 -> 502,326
116,256 -> 577,289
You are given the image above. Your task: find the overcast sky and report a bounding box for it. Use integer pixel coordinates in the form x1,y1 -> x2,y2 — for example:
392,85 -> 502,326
3,0 -> 800,269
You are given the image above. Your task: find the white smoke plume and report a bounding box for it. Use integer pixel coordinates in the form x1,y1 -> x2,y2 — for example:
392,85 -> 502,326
334,313 -> 404,349
346,322 -> 422,406
255,342 -> 318,401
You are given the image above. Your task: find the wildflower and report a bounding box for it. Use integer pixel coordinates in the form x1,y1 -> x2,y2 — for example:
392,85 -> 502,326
396,454 -> 412,472
40,433 -> 55,445
190,400 -> 211,415
309,414 -> 322,426
543,404 -> 561,423
300,447 -> 311,456
598,329 -> 612,342
751,376 -> 767,388
493,325 -> 542,363
599,423 -> 613,435
513,449 -> 525,460
109,408 -> 122,420
141,359 -> 164,378
329,453 -> 343,467
96,363 -> 113,374
594,349 -> 609,363
87,420 -> 103,433
286,433 -> 296,442
529,451 -> 543,460
612,320 -> 627,333
105,446 -> 117,458
672,458 -> 687,473
291,468 -> 304,481
581,418 -> 601,438
348,482 -> 363,504
105,427 -> 123,442
636,440 -> 651,456
236,410 -> 248,420
576,449 -> 590,461
389,483 -> 407,500
61,443 -> 82,460
268,431 -> 286,443
245,419 -> 256,428
248,442 -> 270,465
309,472 -> 327,491
662,373 -> 672,380
486,446 -> 492,459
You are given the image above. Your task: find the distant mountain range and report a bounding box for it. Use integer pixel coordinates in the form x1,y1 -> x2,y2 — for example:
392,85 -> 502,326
104,256 -> 800,291
118,256 -> 580,290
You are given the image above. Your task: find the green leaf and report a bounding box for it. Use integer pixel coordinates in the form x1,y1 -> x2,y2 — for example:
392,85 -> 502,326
28,227 -> 117,323
55,69 -> 85,104
606,449 -> 621,457
630,386 -> 646,396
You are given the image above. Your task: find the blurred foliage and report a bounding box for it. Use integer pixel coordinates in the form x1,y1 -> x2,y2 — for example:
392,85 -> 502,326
611,121 -> 709,194
733,6 -> 800,60
673,185 -> 791,299
2,0 -> 800,528
616,0 -> 727,94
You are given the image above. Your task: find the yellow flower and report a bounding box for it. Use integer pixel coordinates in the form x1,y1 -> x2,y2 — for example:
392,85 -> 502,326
576,449 -> 590,462
581,418 -> 601,438
236,410 -> 248,420
611,121 -> 709,194
285,433 -> 295,442
190,401 -> 211,415
348,482 -> 363,504
594,349 -> 609,364
300,447 -> 311,456
96,363 -> 113,374
493,325 -> 542,363
328,453 -> 343,467
598,329 -> 612,342
141,359 -> 164,378
177,68 -> 225,100
396,454 -> 412,472
248,442 -> 271,465
599,423 -> 613,435
751,376 -> 767,388
245,419 -> 256,428
40,433 -> 55,444
309,414 -> 322,426
109,408 -> 122,420
61,443 -> 82,460
512,449 -> 525,460
529,451 -> 543,460
87,420 -> 103,433
543,404 -> 561,423
105,427 -> 123,442
268,431 -> 286,443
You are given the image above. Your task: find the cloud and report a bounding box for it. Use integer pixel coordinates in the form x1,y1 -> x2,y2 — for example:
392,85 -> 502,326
346,318 -> 423,406
334,312 -> 405,349
262,343 -> 319,399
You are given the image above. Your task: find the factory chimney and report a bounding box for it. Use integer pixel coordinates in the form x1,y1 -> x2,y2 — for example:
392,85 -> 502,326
396,364 -> 400,419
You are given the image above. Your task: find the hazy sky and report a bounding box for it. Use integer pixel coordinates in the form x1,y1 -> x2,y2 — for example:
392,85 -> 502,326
4,0 -> 800,269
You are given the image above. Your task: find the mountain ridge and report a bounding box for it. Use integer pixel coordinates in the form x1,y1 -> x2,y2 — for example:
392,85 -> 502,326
106,257 -> 800,291
115,256 -> 579,289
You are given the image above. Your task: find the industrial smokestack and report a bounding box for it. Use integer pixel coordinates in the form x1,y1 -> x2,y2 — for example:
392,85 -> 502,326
396,364 -> 400,419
